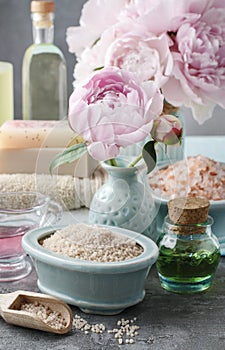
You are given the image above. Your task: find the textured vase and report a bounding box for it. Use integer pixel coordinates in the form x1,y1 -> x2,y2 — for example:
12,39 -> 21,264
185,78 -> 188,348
88,157 -> 160,242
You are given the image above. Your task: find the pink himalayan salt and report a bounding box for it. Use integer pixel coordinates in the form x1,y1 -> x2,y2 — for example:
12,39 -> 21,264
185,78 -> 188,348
148,155 -> 225,201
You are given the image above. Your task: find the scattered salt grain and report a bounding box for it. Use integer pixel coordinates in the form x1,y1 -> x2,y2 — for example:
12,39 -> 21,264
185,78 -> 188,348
118,338 -> 123,345
42,223 -> 143,262
73,314 -> 140,345
19,301 -> 67,330
149,155 -> 225,201
73,315 -> 106,335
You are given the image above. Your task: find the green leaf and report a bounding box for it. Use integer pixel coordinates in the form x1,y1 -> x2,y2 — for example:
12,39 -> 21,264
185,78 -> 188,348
49,143 -> 87,175
142,141 -> 157,174
92,37 -> 100,47
93,66 -> 104,71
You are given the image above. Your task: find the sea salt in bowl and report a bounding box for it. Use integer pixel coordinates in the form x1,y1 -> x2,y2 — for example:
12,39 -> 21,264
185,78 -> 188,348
148,155 -> 225,254
22,224 -> 158,315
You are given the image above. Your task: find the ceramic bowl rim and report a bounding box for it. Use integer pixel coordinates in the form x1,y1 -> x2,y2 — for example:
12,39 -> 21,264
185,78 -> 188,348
150,187 -> 225,207
22,224 -> 159,273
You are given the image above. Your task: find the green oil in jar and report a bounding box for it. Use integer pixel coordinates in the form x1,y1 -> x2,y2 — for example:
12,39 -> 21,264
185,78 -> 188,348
156,197 -> 220,293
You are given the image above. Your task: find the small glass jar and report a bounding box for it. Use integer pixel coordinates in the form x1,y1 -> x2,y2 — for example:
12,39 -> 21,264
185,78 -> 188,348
156,198 -> 220,293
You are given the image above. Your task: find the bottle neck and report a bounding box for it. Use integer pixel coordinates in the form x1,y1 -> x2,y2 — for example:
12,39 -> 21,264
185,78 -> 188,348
163,215 -> 214,236
32,12 -> 54,44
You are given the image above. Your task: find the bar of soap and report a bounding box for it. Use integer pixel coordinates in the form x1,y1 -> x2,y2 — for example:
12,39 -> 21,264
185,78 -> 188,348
0,148 -> 98,177
0,120 -> 82,149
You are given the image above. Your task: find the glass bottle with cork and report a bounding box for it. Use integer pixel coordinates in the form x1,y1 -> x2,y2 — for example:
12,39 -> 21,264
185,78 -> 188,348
22,0 -> 67,120
156,197 -> 220,293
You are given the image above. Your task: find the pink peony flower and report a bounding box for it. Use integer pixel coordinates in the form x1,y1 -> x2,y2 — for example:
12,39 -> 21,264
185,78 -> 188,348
73,27 -> 117,84
151,114 -> 183,145
68,67 -> 163,161
104,30 -> 173,87
74,25 -> 173,88
162,1 -> 225,123
67,0 -> 225,126
66,0 -> 130,58
119,0 -> 196,35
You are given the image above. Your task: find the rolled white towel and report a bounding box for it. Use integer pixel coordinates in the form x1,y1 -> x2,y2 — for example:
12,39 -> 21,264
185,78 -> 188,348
0,168 -> 107,210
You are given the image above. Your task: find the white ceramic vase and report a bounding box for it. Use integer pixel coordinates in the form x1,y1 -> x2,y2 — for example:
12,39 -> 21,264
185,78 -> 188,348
88,157 -> 160,243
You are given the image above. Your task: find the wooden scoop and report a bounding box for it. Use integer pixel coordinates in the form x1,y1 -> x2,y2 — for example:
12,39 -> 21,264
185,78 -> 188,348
0,290 -> 73,334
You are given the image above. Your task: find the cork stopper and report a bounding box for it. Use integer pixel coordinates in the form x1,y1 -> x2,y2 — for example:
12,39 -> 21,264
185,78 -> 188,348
31,1 -> 55,13
168,197 -> 210,225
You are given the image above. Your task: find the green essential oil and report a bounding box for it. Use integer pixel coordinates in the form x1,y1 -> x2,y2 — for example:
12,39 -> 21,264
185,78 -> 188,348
22,45 -> 67,120
22,8 -> 67,121
156,237 -> 220,293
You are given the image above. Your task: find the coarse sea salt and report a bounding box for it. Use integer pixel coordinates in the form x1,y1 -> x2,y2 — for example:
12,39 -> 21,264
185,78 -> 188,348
42,223 -> 143,262
148,155 -> 225,201
73,315 -> 140,345
19,301 -> 67,330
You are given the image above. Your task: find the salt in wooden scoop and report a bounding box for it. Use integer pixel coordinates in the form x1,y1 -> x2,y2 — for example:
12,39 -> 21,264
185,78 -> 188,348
0,290 -> 73,334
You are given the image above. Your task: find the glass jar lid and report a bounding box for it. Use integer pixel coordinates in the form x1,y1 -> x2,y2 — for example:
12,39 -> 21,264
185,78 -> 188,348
168,197 -> 210,225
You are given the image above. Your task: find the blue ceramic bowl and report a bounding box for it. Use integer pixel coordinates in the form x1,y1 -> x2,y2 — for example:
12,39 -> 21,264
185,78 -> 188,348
22,225 -> 158,315
151,191 -> 225,255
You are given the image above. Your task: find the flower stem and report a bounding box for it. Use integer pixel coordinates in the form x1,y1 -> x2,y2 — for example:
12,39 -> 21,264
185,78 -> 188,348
128,154 -> 142,167
109,158 -> 118,166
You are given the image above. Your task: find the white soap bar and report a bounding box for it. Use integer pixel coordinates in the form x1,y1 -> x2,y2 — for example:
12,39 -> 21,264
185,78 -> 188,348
0,120 -> 82,149
0,148 -> 98,177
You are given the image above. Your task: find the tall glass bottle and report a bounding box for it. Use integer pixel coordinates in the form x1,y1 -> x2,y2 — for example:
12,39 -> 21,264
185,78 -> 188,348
22,1 -> 67,120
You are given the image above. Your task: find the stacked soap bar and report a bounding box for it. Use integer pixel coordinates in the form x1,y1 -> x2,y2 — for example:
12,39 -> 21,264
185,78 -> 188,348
0,120 -> 98,177
0,120 -> 75,148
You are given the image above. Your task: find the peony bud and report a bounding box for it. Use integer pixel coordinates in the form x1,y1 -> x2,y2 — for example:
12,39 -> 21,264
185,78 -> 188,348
151,114 -> 182,145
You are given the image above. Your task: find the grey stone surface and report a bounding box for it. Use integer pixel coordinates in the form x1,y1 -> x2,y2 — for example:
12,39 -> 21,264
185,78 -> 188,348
1,257 -> 225,350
